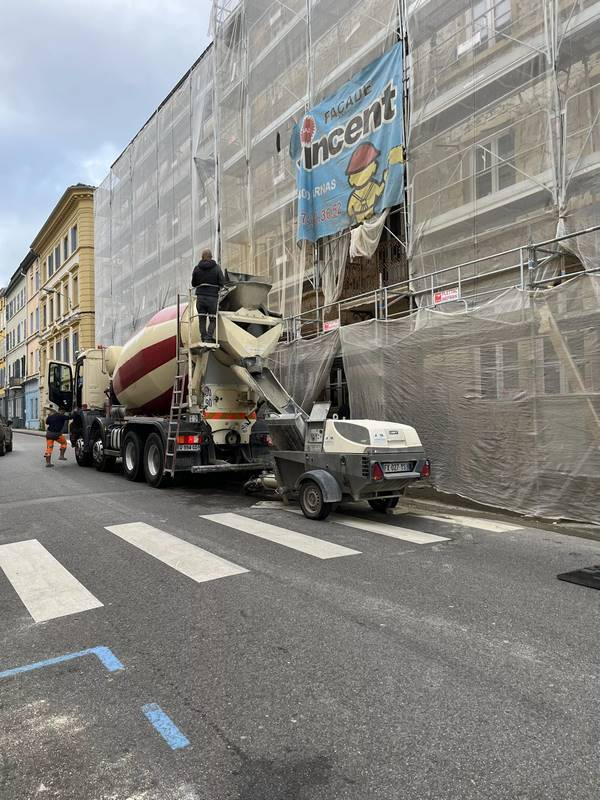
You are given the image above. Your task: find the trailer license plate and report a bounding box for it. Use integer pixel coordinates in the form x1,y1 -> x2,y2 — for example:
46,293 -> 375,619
382,462 -> 412,473
177,444 -> 202,451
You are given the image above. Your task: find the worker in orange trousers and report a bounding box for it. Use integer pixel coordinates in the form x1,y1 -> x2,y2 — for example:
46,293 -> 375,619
44,408 -> 70,467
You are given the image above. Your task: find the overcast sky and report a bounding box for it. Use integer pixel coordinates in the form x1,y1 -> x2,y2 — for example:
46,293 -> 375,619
0,0 -> 212,287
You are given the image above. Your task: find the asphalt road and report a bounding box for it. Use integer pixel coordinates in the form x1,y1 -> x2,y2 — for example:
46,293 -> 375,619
1,432 -> 600,800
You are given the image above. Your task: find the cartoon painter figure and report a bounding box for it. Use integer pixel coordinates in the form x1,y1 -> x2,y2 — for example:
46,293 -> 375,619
346,142 -> 404,225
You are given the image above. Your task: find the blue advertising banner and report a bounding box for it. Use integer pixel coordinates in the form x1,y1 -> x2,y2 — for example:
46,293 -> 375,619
290,42 -> 405,243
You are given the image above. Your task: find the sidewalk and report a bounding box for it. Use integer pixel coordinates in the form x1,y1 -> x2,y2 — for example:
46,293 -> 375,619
13,428 -> 45,438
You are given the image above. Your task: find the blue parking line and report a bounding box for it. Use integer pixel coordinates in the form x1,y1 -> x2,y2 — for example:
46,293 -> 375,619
0,646 -> 124,680
142,703 -> 190,750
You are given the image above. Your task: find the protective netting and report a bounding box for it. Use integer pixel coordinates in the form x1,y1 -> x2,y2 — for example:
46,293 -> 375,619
269,330 -> 340,412
95,49 -> 216,345
212,0 -> 399,318
340,273 -> 600,524
406,0 -> 600,304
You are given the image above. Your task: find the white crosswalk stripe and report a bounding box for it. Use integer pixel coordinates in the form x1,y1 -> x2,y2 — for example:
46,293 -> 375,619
105,522 -> 248,583
0,539 -> 103,623
251,502 -> 450,545
412,513 -> 523,533
202,512 -> 361,559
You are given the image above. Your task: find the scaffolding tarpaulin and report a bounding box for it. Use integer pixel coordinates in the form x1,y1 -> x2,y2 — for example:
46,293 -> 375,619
290,42 -> 405,242
271,330 -> 340,413
340,273 -> 600,525
405,0 -> 600,306
94,48 -> 215,346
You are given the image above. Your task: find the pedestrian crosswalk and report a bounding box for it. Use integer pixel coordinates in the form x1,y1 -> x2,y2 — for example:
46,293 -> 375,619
1,504 -> 518,625
0,539 -> 103,623
202,512 -> 361,559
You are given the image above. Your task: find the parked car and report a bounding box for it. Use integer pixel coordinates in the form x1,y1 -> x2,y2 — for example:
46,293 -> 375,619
0,415 -> 14,456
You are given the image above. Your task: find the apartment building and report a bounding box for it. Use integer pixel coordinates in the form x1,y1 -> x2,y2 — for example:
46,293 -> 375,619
95,50 -> 216,345
24,256 -> 41,429
33,184 -> 96,412
4,255 -> 31,427
0,288 -> 6,417
213,0 -> 402,316
406,0 -> 600,296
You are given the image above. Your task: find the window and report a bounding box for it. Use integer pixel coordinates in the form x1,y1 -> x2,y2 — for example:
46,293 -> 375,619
36,349 -> 40,372
63,282 -> 69,313
43,303 -> 47,329
70,225 -> 78,252
71,274 -> 79,307
35,307 -> 39,331
56,291 -> 61,318
473,0 -> 512,51
49,297 -> 53,323
474,130 -> 515,199
55,340 -> 61,361
54,244 -> 61,270
72,330 -> 79,357
20,355 -> 25,378
48,252 -> 54,277
35,270 -> 40,291
63,235 -> 69,261
62,337 -> 69,363
30,312 -> 33,334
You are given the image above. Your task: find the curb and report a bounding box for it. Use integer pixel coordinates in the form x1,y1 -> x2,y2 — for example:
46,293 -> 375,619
13,429 -> 46,438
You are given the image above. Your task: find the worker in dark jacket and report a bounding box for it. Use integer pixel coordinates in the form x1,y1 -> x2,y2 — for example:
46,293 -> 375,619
191,249 -> 225,342
44,408 -> 70,467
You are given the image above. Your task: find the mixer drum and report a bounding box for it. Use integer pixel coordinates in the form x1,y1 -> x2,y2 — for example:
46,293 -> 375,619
111,306 -> 184,414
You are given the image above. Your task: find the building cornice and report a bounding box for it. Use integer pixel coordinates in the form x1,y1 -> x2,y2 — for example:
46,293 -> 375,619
31,184 -> 94,255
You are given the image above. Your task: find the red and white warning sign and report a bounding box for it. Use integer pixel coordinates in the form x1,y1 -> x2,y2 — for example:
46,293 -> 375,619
433,287 -> 460,305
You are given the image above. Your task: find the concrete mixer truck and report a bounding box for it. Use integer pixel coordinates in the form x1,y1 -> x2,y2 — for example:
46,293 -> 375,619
46,275 -> 296,487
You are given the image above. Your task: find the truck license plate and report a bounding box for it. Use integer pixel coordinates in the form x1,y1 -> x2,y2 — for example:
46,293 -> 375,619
382,462 -> 412,473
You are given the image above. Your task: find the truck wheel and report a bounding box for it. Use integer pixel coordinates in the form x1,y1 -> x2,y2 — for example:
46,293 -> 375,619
122,431 -> 144,481
369,497 -> 399,514
92,430 -> 115,473
299,479 -> 333,520
74,435 -> 92,467
0,439 -> 5,457
143,433 -> 170,488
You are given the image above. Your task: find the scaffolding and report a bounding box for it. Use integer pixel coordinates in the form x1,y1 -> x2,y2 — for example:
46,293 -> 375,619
95,48 -> 216,345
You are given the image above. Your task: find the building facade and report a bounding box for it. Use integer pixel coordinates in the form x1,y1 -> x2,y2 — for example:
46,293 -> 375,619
33,184 -> 95,413
4,255 -> 31,428
0,287 -> 6,417
24,256 -> 41,429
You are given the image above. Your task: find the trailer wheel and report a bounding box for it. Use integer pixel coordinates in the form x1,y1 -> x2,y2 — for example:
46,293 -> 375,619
92,430 -> 115,473
368,497 -> 399,514
122,431 -> 144,481
299,479 -> 333,520
143,433 -> 170,488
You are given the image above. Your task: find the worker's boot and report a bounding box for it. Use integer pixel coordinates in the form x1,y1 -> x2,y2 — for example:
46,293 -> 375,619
58,452 -> 67,461
45,455 -> 54,468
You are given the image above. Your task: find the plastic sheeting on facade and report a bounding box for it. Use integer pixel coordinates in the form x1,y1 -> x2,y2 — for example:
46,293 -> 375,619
339,273 -> 600,525
270,329 -> 340,412
95,49 -> 216,345
212,0 -> 400,318
406,0 -> 600,305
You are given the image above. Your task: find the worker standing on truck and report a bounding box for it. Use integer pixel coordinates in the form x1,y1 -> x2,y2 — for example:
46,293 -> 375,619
191,249 -> 225,343
44,408 -> 70,468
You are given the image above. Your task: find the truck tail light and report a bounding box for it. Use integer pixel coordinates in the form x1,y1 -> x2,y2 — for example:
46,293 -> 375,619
371,462 -> 384,481
420,459 -> 431,478
177,435 -> 203,445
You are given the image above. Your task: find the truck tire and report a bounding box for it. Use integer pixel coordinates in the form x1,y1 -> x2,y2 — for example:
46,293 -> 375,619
143,433 -> 170,488
0,439 -> 5,457
5,440 -> 12,452
92,429 -> 116,473
299,479 -> 333,520
74,435 -> 92,467
122,431 -> 144,482
368,497 -> 399,513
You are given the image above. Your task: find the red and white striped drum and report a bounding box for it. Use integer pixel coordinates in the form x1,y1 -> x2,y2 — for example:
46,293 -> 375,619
110,305 -> 184,414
